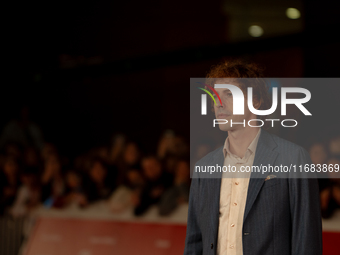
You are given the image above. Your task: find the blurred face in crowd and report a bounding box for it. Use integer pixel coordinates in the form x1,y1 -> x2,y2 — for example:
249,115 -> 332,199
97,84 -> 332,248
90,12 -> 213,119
158,134 -> 188,159
66,171 -> 81,188
90,161 -> 107,184
3,158 -> 19,176
127,169 -> 144,186
157,133 -> 176,158
142,157 -> 162,181
214,79 -> 257,132
45,154 -> 61,176
123,143 -> 140,165
309,143 -> 327,165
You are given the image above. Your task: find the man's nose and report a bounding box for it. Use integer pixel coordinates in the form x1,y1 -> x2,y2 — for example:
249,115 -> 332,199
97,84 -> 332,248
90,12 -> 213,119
216,98 -> 223,107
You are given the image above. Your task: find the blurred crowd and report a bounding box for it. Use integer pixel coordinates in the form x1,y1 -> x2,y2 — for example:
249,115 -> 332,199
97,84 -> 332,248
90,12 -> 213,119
0,108 -> 190,218
1,107 -> 340,221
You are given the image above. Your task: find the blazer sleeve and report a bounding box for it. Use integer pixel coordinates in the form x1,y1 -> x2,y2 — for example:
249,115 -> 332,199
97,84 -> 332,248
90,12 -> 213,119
288,147 -> 323,255
184,172 -> 203,255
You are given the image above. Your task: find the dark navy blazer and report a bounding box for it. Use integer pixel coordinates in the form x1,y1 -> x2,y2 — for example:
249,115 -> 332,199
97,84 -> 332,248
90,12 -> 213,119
184,129 -> 322,255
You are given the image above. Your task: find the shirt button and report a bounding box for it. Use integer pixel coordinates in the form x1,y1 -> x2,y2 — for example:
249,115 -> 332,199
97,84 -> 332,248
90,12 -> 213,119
231,224 -> 235,227
229,245 -> 234,249
233,202 -> 237,206
235,182 -> 239,185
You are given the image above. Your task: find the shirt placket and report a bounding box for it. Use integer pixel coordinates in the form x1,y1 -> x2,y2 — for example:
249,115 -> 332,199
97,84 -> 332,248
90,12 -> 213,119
218,169 -> 232,255
226,160 -> 241,254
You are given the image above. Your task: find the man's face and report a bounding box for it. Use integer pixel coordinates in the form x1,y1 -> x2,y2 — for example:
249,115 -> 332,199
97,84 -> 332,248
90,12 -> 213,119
213,80 -> 254,131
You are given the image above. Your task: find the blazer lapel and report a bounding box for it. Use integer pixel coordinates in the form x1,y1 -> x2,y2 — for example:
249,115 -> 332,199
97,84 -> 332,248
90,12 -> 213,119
243,129 -> 279,222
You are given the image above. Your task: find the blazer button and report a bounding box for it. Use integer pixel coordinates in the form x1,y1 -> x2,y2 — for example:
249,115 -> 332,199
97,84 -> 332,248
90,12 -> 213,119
211,243 -> 214,249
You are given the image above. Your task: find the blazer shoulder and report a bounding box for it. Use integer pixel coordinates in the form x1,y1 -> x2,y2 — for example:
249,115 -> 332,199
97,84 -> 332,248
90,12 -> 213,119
265,130 -> 308,156
195,146 -> 223,166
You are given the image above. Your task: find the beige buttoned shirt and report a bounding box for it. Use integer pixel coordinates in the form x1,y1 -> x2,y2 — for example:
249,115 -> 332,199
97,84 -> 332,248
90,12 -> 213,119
217,128 -> 261,255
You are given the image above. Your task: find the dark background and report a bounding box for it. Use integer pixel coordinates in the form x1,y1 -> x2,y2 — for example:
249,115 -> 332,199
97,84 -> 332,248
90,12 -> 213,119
3,0 -> 340,157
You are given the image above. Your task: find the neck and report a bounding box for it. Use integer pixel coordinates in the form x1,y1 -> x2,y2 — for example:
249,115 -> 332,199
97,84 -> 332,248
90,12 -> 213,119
227,126 -> 260,158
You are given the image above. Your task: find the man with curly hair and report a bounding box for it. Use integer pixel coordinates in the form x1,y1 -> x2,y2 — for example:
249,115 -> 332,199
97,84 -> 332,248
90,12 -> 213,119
184,60 -> 322,255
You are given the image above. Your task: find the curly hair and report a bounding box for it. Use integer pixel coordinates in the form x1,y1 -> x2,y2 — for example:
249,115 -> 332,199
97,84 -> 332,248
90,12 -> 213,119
205,59 -> 272,127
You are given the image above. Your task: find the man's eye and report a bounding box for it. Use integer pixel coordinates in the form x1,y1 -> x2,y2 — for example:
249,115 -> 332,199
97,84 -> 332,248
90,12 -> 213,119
227,93 -> 232,97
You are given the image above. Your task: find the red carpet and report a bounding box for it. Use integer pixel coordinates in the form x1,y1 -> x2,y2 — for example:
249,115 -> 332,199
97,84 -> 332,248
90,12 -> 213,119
323,231 -> 340,255
25,217 -> 340,255
25,217 -> 187,255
